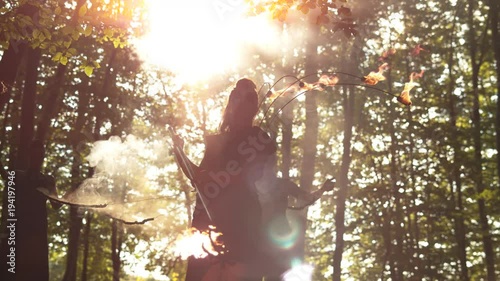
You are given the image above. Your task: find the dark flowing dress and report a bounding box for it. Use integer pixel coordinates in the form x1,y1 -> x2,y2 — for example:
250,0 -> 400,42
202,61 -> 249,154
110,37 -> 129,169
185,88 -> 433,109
259,178 -> 306,280
185,126 -> 276,281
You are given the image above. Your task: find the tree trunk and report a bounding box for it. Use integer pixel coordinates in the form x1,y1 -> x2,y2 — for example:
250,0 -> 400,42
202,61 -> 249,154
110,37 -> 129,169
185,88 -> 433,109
80,212 -> 93,281
405,105 -> 423,278
15,47 -> 41,170
93,49 -> 117,136
0,3 -> 38,112
1,47 -> 45,279
62,87 -> 91,281
446,12 -> 470,280
0,91 -> 21,233
15,48 -> 44,280
0,46 -> 46,281
332,85 -> 354,281
470,62 -> 496,281
295,90 -> 318,260
111,220 -> 123,281
467,1 -> 496,280
0,85 -> 13,160
61,190 -> 84,281
35,64 -> 67,141
16,141 -> 51,281
280,97 -> 294,179
36,0 -> 86,142
62,48 -> 116,281
487,0 -> 500,189
0,91 -> 15,217
296,28 -> 320,263
277,24 -> 295,180
111,185 -> 128,281
389,114 -> 404,281
381,206 -> 395,280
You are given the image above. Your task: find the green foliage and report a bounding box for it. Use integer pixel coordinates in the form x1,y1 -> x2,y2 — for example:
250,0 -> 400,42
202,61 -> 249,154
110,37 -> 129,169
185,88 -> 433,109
0,0 -> 145,77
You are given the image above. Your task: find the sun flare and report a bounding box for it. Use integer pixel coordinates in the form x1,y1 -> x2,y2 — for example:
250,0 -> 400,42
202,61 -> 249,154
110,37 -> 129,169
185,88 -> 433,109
134,0 -> 280,83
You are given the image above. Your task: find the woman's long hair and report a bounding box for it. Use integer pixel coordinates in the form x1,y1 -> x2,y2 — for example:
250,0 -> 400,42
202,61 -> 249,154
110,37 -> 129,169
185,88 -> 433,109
219,78 -> 258,133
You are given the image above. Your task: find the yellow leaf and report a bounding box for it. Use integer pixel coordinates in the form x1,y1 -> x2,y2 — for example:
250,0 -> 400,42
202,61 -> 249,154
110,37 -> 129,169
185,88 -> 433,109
62,26 -> 73,35
78,5 -> 88,18
84,25 -> 92,36
55,6 -> 61,15
53,52 -> 62,62
68,48 -> 77,55
60,56 -> 68,65
103,28 -> 113,37
32,29 -> 40,38
84,66 -> 93,77
42,29 -> 51,40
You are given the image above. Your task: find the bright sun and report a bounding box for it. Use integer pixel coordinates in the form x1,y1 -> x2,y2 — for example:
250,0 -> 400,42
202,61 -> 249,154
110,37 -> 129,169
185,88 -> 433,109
135,0 -> 280,83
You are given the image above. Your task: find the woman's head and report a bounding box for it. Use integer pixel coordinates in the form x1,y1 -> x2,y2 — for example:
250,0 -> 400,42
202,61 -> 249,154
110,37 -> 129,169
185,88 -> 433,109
219,78 -> 259,133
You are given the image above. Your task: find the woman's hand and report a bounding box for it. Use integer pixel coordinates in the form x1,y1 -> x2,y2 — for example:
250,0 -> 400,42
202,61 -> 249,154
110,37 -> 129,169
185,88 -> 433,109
172,134 -> 185,149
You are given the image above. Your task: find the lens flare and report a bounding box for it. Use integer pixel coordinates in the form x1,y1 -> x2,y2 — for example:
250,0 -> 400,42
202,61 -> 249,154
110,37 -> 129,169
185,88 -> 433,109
282,263 -> 314,281
268,215 -> 301,249
172,226 -> 224,259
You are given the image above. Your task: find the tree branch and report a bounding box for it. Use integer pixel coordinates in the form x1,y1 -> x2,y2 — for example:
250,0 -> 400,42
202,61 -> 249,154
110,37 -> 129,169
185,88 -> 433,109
106,214 -> 155,225
36,187 -> 108,208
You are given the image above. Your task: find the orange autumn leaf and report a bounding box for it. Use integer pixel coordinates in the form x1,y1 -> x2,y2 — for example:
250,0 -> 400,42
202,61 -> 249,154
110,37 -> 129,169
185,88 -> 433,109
363,63 -> 389,85
379,48 -> 396,61
398,70 -> 424,106
397,90 -> 412,106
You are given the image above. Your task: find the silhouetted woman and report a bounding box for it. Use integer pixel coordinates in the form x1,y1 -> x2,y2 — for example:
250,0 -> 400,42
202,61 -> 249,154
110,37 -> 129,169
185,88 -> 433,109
173,78 -> 276,281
